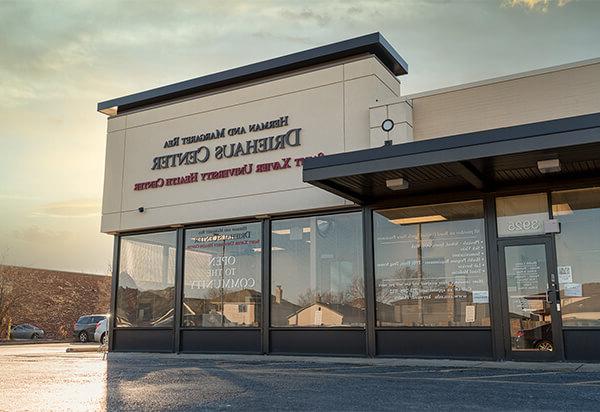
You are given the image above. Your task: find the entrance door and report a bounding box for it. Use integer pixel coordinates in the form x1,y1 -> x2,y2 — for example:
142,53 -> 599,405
498,237 -> 564,361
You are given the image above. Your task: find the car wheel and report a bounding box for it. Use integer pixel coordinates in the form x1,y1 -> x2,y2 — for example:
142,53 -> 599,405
31,333 -> 39,340
536,340 -> 554,351
79,331 -> 88,343
101,333 -> 108,346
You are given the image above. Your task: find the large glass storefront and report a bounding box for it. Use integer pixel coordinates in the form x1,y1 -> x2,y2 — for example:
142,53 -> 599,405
271,212 -> 364,327
182,223 -> 262,328
112,186 -> 600,359
374,200 -> 490,327
116,231 -> 177,328
553,187 -> 600,327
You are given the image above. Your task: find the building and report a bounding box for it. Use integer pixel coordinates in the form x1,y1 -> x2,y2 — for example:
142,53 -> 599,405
98,33 -> 600,361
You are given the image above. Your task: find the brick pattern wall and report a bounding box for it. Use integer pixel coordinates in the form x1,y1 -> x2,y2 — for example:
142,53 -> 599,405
0,265 -> 111,339
412,62 -> 600,141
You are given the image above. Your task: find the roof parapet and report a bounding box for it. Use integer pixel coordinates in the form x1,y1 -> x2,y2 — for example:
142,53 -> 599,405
97,32 -> 408,115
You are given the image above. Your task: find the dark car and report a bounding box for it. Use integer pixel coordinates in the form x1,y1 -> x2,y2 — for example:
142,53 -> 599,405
514,323 -> 554,351
74,314 -> 107,343
10,324 -> 44,340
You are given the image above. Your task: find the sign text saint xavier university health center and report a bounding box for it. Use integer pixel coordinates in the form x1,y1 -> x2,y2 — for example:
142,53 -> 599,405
133,115 -> 324,191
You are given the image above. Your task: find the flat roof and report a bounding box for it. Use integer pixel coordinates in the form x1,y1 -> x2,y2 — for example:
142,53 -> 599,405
97,32 -> 408,115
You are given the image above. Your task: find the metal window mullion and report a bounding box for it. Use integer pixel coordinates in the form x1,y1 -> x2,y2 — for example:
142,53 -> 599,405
261,218 -> 271,354
363,207 -> 376,357
173,228 -> 185,353
108,235 -> 120,352
484,194 -> 506,360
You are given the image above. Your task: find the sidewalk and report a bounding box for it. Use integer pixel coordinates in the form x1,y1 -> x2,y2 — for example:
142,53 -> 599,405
107,351 -> 600,372
65,343 -> 102,353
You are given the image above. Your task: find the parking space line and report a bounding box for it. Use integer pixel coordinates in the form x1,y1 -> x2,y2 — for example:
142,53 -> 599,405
444,371 -> 560,381
188,368 -> 589,387
565,380 -> 600,386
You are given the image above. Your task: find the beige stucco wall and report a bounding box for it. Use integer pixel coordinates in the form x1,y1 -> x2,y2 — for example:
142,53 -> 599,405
288,304 -> 343,326
101,55 -> 400,233
411,60 -> 600,141
222,302 -> 257,326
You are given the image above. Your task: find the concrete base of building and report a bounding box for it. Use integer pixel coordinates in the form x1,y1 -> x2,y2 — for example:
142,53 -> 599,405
107,352 -> 600,372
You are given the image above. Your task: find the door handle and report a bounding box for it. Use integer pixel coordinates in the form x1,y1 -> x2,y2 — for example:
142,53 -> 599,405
546,289 -> 562,312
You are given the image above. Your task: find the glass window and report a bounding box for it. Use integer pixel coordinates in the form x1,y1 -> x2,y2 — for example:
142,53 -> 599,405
116,231 -> 176,327
374,200 -> 490,327
271,212 -> 365,327
496,193 -> 548,237
183,223 -> 261,327
552,187 -> 600,327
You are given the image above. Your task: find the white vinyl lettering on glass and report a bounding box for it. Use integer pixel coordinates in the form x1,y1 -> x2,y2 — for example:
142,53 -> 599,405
497,213 -> 547,237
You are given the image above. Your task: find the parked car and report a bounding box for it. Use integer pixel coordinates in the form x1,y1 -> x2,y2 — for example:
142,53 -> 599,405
74,314 -> 107,343
94,318 -> 109,345
514,323 -> 554,351
10,324 -> 44,340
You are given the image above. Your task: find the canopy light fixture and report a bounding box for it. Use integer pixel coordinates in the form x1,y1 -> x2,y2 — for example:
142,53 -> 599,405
537,159 -> 561,174
390,215 -> 447,225
272,227 -> 311,235
386,178 -> 409,191
253,246 -> 285,252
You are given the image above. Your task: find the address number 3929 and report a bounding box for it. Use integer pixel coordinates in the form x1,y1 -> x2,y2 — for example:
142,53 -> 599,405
507,219 -> 541,232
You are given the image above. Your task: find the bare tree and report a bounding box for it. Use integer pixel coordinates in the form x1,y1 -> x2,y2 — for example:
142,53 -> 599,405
347,276 -> 364,299
0,258 -> 22,340
0,249 -> 22,339
376,266 -> 420,305
297,289 -> 346,307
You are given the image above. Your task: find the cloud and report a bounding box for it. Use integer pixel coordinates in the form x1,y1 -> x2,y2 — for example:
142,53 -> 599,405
32,199 -> 101,218
252,31 -> 313,45
503,0 -> 575,12
280,7 -> 331,26
12,225 -> 76,243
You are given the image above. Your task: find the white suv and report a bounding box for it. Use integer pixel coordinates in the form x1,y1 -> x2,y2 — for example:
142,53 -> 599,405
94,318 -> 109,345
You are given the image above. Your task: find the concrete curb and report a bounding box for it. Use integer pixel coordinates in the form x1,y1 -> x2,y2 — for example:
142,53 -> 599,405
0,340 -> 67,346
66,345 -> 102,353
106,352 -> 600,372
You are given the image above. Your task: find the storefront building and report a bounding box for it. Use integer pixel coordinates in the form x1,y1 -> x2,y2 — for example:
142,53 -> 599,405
98,33 -> 600,361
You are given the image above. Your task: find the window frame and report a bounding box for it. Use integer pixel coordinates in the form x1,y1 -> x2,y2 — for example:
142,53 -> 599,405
181,220 -> 264,330
551,186 -> 600,330
269,209 -> 367,329
372,199 -> 492,330
113,228 -> 178,330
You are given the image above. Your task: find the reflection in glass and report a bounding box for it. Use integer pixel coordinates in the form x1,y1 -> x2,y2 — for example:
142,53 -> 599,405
553,187 -> 600,327
183,223 -> 261,327
374,201 -> 490,327
503,244 -> 554,352
496,193 -> 548,237
116,231 -> 176,327
271,212 -> 365,327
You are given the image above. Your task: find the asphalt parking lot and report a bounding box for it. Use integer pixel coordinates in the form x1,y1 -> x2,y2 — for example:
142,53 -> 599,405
3,343 -> 600,411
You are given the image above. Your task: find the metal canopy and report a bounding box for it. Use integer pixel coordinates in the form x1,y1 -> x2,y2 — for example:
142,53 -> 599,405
303,112 -> 600,204
98,32 -> 408,115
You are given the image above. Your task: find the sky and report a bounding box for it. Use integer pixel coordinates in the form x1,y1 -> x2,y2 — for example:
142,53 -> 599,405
0,0 -> 599,275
